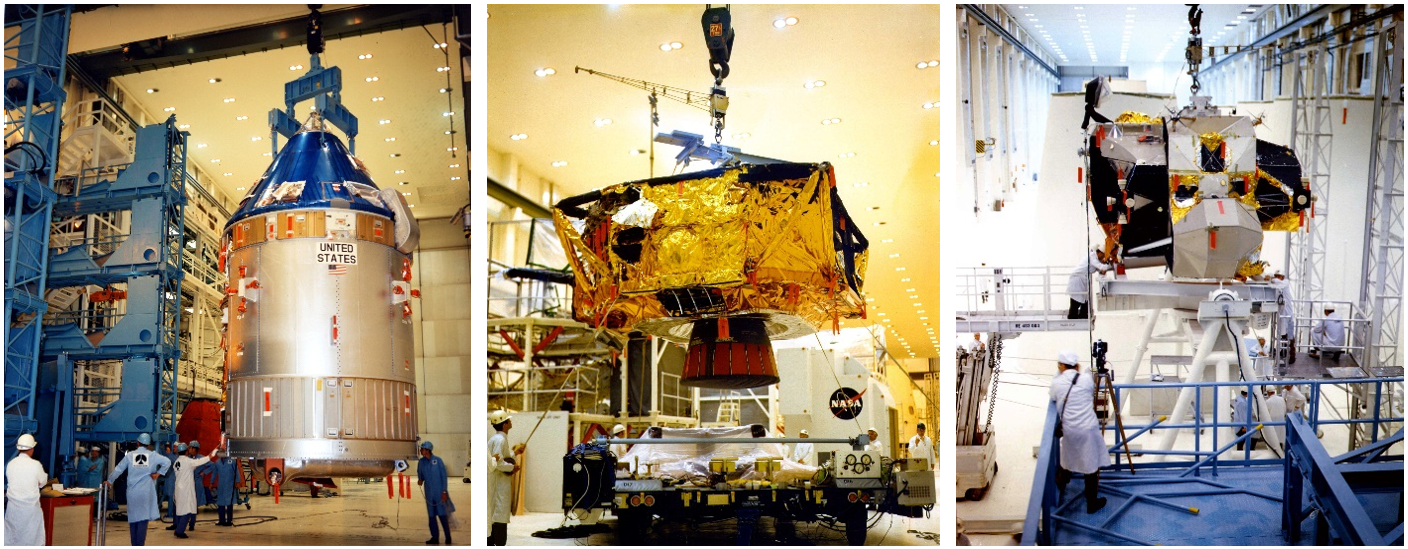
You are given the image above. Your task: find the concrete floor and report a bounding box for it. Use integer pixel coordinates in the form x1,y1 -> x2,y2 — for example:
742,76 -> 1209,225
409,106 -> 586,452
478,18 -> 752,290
98,478 -> 470,546
502,472 -> 943,546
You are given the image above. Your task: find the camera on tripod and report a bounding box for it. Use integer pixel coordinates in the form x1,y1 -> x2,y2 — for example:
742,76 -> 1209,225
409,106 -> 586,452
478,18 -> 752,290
1091,339 -> 1110,374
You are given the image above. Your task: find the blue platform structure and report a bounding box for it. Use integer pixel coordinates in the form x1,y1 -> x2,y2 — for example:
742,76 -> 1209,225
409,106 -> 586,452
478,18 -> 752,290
1024,377 -> 1404,546
4,4 -> 72,459
39,118 -> 188,479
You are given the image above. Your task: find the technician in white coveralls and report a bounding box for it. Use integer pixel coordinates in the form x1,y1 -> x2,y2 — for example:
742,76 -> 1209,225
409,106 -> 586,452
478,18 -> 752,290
1050,351 -> 1108,513
1066,249 -> 1112,319
171,441 -> 216,538
5,433 -> 47,546
487,410 -> 520,546
792,430 -> 815,465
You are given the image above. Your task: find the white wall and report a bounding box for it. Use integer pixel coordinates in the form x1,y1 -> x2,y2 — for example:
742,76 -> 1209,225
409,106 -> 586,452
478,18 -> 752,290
777,349 -> 897,456
412,219 -> 471,477
503,411 -> 569,514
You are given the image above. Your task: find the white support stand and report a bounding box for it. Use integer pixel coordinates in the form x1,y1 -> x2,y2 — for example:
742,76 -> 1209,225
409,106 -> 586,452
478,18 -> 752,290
1155,292 -> 1284,460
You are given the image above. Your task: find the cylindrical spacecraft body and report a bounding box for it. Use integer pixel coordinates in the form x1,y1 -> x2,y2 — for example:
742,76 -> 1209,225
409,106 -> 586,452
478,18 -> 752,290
222,128 -> 419,480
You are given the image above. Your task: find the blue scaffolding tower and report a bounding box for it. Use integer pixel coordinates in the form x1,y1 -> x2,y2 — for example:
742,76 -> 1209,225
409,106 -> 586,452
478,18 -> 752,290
40,118 -> 188,479
1023,377 -> 1404,546
4,4 -> 72,458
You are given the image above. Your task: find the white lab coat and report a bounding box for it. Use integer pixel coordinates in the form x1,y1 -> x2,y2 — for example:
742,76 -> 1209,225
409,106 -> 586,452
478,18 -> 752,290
791,442 -> 815,465
1066,251 -> 1111,304
908,435 -> 936,468
5,453 -> 47,546
1050,369 -> 1108,474
1244,337 -> 1270,379
171,454 -> 212,515
1284,387 -> 1308,414
1312,312 -> 1345,348
962,337 -> 984,355
1265,394 -> 1287,450
1270,278 -> 1296,336
487,431 -> 515,525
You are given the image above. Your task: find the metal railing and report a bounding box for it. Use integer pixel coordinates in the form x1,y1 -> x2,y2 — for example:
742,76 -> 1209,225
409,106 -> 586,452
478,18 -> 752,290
955,265 -> 1078,320
1023,376 -> 1404,545
487,362 -> 610,414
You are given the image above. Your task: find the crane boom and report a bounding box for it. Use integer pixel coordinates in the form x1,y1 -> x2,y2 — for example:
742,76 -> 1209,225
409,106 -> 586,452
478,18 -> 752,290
574,66 -> 712,113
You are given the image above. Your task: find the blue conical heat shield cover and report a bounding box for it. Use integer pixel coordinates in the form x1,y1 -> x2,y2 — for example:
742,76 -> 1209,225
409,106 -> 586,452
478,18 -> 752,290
227,128 -> 392,227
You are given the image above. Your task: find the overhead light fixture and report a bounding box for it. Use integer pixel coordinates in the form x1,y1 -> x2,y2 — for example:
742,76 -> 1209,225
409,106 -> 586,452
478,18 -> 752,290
534,68 -> 556,77
630,149 -> 645,156
197,143 -> 207,148
881,239 -> 894,243
251,136 -> 261,142
223,172 -> 232,176
146,88 -> 158,93
447,147 -> 458,152
443,111 -> 454,117
804,79 -> 826,89
163,107 -> 175,112
399,181 -> 409,186
366,76 -> 379,82
449,164 -> 460,168
922,102 -> 936,109
211,158 -> 221,163
385,137 -> 396,142
436,66 -> 451,72
402,191 -> 411,196
358,54 -> 373,60
390,153 -> 401,158
551,161 -> 568,167
510,133 -> 528,140
670,41 -> 682,49
821,118 -> 841,125
433,42 -> 448,49
236,115 -> 248,121
929,140 -> 938,146
450,176 -> 461,181
379,119 -> 391,125
289,64 -> 304,71
371,96 -> 385,102
732,132 -> 750,139
395,170 -> 406,174
853,181 -> 869,187
594,118 -> 613,127
839,152 -> 856,158
177,124 -> 189,130
440,88 -> 450,93
237,186 -> 245,191
262,152 -> 271,157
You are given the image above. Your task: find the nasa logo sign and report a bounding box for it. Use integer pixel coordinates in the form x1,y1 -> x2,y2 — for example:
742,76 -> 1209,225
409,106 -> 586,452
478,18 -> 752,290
829,387 -> 865,420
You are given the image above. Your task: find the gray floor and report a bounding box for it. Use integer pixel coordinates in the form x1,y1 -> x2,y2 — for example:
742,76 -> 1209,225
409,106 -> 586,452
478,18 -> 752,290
98,477 -> 470,546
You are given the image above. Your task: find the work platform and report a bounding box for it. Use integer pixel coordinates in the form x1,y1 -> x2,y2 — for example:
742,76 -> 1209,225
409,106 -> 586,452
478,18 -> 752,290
1025,378 -> 1404,546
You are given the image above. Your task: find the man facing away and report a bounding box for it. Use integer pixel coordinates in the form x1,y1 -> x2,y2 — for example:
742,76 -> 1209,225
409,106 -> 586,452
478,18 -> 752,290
1050,351 -> 1109,513
105,433 -> 171,546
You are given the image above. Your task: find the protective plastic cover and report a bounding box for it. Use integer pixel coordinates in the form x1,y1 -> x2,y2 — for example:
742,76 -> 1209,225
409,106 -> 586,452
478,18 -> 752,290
616,425 -> 819,487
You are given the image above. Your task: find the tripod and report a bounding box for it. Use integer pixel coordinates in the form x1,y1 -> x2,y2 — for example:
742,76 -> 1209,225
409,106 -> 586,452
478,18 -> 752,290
1092,366 -> 1136,473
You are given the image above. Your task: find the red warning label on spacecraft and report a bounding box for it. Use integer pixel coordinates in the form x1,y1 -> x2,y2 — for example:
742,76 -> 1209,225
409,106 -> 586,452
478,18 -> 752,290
312,242 -> 359,265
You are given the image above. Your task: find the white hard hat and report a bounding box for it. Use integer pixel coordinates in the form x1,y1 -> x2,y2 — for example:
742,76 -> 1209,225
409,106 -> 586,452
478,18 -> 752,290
799,429 -> 809,436
16,434 -> 37,450
867,426 -> 878,434
611,424 -> 626,435
489,409 -> 510,426
1058,351 -> 1081,366
1324,305 -> 1336,312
